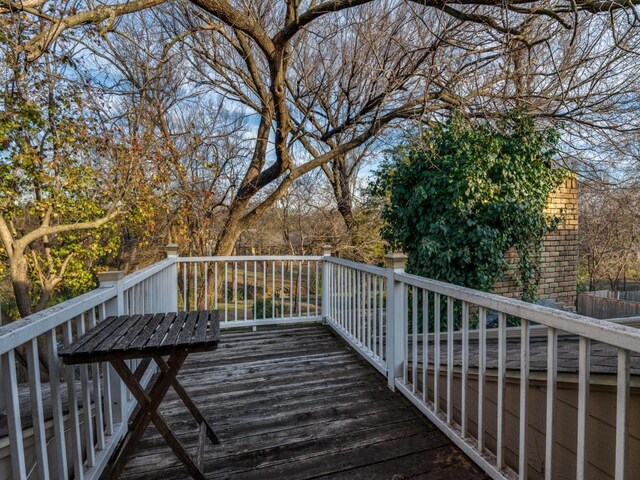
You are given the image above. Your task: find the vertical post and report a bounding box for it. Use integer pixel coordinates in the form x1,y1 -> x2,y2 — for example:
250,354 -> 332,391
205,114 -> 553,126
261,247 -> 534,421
99,271 -> 126,425
0,350 -> 5,415
385,252 -> 408,391
576,337 -> 591,479
2,350 -> 27,479
545,327 -> 558,480
100,270 -> 125,316
0,301 -> 4,414
165,244 -> 180,312
321,245 -> 332,323
615,348 -> 630,480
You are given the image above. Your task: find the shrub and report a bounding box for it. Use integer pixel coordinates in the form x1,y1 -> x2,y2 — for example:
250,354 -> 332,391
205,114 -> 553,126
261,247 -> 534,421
372,111 -> 567,302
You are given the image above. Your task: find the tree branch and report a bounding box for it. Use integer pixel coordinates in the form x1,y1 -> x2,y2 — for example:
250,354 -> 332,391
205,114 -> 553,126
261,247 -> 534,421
276,0 -> 372,45
16,208 -> 120,250
187,0 -> 275,58
19,0 -> 168,61
0,214 -> 15,260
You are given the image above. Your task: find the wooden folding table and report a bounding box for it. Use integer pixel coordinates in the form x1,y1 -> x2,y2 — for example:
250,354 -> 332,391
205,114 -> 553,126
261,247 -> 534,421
59,310 -> 221,479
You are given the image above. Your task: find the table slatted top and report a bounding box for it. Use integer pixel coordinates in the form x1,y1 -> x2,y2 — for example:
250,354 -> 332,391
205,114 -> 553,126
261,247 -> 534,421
59,311 -> 220,364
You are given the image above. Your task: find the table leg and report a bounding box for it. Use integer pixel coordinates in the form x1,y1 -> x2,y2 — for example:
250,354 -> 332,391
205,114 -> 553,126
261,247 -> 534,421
106,354 -> 206,480
133,357 -> 152,381
154,355 -> 220,444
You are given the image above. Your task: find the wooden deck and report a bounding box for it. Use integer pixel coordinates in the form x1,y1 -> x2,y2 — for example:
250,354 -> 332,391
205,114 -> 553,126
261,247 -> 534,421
115,325 -> 488,480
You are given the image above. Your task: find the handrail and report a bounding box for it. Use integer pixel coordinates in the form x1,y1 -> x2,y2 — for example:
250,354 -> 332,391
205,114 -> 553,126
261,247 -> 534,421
323,257 -> 388,375
608,315 -> 640,327
323,256 -> 640,479
0,286 -> 116,356
122,257 -> 176,289
0,258 -> 177,355
325,256 -> 387,276
0,255 -> 178,480
178,255 -> 322,262
396,271 -> 640,354
1,253 -> 330,480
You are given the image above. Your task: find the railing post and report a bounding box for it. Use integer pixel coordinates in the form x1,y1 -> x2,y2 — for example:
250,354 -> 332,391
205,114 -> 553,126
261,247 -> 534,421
99,271 -> 127,425
100,270 -> 125,316
0,300 -> 2,413
165,244 -> 179,312
0,351 -> 4,415
385,252 -> 408,391
321,245 -> 332,323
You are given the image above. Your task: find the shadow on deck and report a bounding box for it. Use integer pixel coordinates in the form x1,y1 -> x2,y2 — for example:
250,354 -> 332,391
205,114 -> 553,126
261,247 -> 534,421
116,325 -> 488,480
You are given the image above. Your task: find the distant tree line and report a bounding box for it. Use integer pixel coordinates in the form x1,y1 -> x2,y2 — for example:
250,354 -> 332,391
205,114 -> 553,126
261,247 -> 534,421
579,181 -> 640,292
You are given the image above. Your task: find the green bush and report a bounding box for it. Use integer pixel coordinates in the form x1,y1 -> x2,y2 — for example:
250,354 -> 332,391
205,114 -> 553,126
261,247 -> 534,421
372,110 -> 567,302
255,297 -> 275,319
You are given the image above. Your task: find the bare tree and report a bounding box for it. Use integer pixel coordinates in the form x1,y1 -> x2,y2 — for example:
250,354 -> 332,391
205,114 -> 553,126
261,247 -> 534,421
170,3 -> 458,254
88,12 -> 252,258
579,180 -> 640,291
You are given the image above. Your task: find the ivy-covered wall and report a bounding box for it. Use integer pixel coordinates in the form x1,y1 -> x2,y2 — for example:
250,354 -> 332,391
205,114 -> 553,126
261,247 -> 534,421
493,175 -> 578,308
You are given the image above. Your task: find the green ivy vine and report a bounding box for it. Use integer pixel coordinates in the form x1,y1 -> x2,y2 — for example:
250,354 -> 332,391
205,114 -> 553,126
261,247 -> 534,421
372,110 -> 568,302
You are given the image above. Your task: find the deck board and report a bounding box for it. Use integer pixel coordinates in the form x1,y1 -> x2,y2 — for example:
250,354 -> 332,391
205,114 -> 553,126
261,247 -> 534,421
116,324 -> 488,480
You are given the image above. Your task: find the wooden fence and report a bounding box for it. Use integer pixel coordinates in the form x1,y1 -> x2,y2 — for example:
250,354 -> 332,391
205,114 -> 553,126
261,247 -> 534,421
577,290 -> 640,319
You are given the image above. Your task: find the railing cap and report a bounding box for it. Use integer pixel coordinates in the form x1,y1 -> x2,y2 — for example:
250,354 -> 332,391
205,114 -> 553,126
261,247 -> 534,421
385,252 -> 408,271
165,243 -> 179,257
98,270 -> 124,285
322,245 -> 333,256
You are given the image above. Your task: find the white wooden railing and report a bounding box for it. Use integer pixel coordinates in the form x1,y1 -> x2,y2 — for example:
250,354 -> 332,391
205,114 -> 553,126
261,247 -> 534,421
324,256 -> 388,375
176,254 -> 323,328
2,247 -> 639,479
0,251 -> 178,480
324,252 -> 640,480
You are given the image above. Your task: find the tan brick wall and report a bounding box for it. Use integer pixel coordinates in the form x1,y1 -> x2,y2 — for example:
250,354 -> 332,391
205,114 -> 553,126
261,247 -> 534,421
493,176 -> 578,308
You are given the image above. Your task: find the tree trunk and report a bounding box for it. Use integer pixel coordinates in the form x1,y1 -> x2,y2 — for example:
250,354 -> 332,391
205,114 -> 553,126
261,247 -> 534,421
214,199 -> 250,256
327,157 -> 358,246
11,256 -> 33,318
336,192 -> 356,239
34,282 -> 54,312
9,255 -> 51,379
